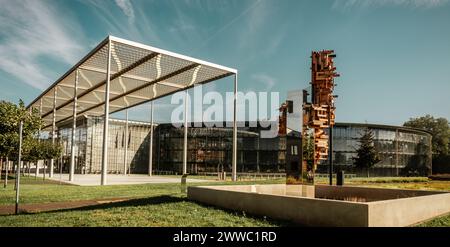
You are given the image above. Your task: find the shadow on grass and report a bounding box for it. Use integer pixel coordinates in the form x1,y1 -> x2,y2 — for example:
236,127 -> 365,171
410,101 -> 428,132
11,194 -> 294,226
47,195 -> 187,213
187,200 -> 296,227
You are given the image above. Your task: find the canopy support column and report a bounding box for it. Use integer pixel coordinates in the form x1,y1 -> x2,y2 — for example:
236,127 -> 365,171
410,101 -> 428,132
123,109 -> 128,175
232,74 -> 238,182
182,90 -> 188,175
36,99 -> 43,177
15,121 -> 23,214
69,70 -> 79,182
101,39 -> 112,186
149,102 -> 154,176
50,87 -> 58,178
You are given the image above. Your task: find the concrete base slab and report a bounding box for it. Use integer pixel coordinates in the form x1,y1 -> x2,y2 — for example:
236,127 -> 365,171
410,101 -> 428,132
36,173 -> 210,186
188,184 -> 450,227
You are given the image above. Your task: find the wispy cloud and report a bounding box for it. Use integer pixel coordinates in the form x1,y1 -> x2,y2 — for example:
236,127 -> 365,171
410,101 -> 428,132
191,0 -> 262,54
115,0 -> 135,24
238,0 -> 267,49
169,21 -> 196,34
167,0 -> 202,43
236,0 -> 286,64
332,0 -> 449,10
250,73 -> 276,92
0,0 -> 84,89
84,0 -> 161,44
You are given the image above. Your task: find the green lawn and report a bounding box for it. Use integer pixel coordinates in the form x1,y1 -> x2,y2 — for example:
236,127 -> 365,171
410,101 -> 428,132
0,195 -> 289,227
0,176 -> 449,227
0,176 -> 285,206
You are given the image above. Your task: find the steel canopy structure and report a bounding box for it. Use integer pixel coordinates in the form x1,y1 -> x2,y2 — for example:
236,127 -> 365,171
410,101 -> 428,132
27,36 -> 237,128
26,35 -> 238,185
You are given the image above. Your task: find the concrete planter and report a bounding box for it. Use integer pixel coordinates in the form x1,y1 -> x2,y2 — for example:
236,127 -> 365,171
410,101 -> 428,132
187,184 -> 450,227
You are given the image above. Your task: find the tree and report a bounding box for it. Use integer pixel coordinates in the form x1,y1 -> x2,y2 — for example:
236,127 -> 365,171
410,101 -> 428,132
353,128 -> 380,177
334,151 -> 346,165
0,100 -> 43,159
40,140 -> 63,161
22,138 -> 43,177
0,101 -> 22,162
0,100 -> 43,185
403,115 -> 450,156
42,140 -> 63,179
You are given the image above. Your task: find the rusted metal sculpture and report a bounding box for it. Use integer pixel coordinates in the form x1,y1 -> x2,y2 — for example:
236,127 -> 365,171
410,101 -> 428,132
278,102 -> 289,136
287,50 -> 339,185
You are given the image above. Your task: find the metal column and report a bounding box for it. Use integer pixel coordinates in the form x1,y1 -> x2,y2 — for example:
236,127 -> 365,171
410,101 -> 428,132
395,129 -> 399,176
232,74 -> 238,182
328,113 -> 333,185
182,90 -> 188,175
123,109 -> 129,175
3,157 -> 8,188
101,39 -> 112,186
50,87 -> 58,178
69,70 -> 79,182
15,121 -> 23,214
256,137 -> 260,173
36,99 -> 43,177
149,102 -> 154,176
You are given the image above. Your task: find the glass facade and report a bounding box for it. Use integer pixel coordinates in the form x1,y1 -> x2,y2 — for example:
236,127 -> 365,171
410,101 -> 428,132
155,123 -> 291,174
56,118 -> 431,177
57,118 -> 294,175
317,123 -> 432,176
57,116 -> 152,174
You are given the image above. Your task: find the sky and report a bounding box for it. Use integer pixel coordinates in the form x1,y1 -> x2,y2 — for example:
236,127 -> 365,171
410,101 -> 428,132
0,0 -> 449,126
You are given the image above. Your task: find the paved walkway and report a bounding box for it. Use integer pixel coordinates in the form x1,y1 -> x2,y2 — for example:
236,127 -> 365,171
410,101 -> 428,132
35,173 -> 210,186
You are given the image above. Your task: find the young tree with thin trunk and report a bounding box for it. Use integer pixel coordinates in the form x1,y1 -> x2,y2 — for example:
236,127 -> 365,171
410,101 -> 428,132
40,140 -> 63,180
353,128 -> 380,177
0,100 -> 43,186
4,157 -> 8,188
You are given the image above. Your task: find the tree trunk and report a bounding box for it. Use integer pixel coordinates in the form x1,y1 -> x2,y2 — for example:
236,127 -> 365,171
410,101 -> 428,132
35,161 -> 38,179
4,157 -> 8,188
0,157 -> 3,182
14,161 -> 17,191
367,167 -> 370,178
59,156 -> 63,184
43,160 -> 46,181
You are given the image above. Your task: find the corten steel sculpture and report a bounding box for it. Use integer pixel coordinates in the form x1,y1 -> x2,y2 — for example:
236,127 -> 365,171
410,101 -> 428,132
287,50 -> 339,185
278,101 -> 292,136
278,102 -> 288,136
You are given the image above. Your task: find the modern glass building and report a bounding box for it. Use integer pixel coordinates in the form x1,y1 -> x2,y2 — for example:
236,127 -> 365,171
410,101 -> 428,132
57,116 -> 153,174
56,118 -> 297,175
317,122 -> 433,176
56,117 -> 432,177
155,122 -> 296,174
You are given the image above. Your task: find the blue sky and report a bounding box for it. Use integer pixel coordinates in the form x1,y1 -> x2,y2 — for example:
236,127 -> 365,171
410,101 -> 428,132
0,0 -> 449,125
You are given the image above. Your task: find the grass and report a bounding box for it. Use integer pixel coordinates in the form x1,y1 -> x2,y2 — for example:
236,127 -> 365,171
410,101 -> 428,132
416,213 -> 450,227
0,175 -> 449,227
0,176 -> 289,227
344,177 -> 430,184
0,176 -> 285,206
0,195 -> 291,227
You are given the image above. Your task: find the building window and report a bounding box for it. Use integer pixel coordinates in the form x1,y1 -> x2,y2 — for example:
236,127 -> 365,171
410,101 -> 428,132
291,145 -> 298,155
